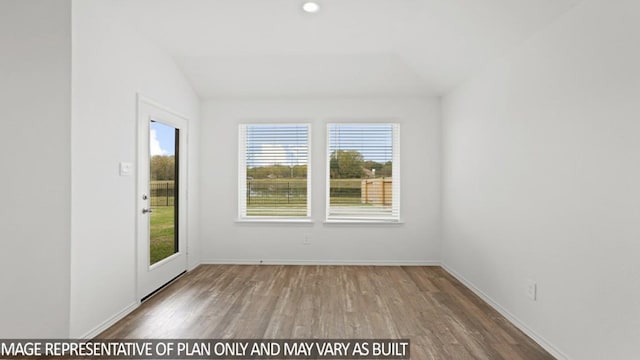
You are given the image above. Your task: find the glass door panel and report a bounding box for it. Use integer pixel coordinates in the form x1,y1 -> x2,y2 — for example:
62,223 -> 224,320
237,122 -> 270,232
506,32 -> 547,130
149,121 -> 179,265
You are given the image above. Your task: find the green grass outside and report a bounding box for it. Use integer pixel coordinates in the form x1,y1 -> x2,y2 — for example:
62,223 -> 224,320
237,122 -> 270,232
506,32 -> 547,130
150,206 -> 176,265
244,178 -> 367,216
246,178 -> 306,216
247,178 -> 362,187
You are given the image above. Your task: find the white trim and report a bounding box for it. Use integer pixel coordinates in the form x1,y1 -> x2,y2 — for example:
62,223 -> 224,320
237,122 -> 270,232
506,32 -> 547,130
136,94 -> 189,300
325,123 -> 400,221
201,259 -> 440,266
79,302 -> 138,339
391,123 -> 400,219
307,125 -> 313,216
238,124 -> 247,219
188,261 -> 201,272
137,95 -> 190,121
323,219 -> 405,225
235,218 -> 314,224
238,123 -> 312,219
325,124 -> 331,220
441,263 -> 570,360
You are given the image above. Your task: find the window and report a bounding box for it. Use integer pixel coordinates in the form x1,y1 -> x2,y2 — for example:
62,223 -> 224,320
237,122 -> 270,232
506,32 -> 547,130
326,123 -> 400,222
238,124 -> 311,219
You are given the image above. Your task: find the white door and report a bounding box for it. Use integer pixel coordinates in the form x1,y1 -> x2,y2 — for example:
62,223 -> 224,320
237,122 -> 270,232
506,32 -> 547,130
137,96 -> 188,300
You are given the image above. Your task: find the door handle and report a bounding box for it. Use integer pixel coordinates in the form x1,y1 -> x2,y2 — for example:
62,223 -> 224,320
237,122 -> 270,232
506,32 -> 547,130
142,208 -> 153,214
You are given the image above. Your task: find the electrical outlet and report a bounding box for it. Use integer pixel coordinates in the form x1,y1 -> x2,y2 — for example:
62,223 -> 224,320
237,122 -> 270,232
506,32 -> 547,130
303,234 -> 311,245
526,280 -> 537,301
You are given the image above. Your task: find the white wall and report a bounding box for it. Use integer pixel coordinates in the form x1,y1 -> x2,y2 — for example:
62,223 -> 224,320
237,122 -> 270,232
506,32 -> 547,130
0,0 -> 71,338
71,0 -> 200,338
442,0 -> 640,358
200,98 -> 440,264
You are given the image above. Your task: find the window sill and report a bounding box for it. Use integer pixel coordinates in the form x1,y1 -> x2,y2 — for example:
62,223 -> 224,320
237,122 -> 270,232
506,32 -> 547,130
235,218 -> 314,224
323,219 -> 405,225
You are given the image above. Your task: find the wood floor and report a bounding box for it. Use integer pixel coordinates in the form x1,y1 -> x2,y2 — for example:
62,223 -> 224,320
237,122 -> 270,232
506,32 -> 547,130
99,265 -> 554,360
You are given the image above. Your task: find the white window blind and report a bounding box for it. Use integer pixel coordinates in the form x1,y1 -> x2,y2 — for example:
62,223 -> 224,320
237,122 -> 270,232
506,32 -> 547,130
326,123 -> 400,221
238,124 -> 311,219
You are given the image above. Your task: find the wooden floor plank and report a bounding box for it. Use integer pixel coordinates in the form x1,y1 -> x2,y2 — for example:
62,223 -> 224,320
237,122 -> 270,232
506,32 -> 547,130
98,265 -> 554,360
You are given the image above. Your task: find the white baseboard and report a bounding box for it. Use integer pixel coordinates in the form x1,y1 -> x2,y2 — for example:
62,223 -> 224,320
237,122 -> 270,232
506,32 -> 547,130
80,302 -> 139,339
188,260 -> 201,271
441,263 -> 569,360
201,259 -> 441,266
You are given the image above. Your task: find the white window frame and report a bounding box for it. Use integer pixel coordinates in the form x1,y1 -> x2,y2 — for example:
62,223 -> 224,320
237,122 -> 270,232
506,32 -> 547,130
325,122 -> 401,223
238,123 -> 312,222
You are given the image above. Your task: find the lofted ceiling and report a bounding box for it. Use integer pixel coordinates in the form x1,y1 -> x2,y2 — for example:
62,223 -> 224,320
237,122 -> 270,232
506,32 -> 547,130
113,0 -> 581,98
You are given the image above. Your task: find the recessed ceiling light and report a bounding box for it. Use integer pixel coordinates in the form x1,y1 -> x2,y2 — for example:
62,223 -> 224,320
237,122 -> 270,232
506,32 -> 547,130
302,2 -> 320,13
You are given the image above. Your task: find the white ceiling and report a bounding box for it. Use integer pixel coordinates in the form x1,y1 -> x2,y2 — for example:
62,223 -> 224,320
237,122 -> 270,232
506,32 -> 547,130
113,0 -> 581,98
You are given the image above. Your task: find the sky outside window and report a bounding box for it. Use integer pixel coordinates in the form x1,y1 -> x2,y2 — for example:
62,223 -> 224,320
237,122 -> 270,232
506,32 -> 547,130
246,124 -> 309,168
328,124 -> 393,163
150,121 -> 176,156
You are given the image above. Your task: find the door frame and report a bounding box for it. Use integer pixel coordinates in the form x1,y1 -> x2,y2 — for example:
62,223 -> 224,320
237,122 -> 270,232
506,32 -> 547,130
136,94 -> 189,301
